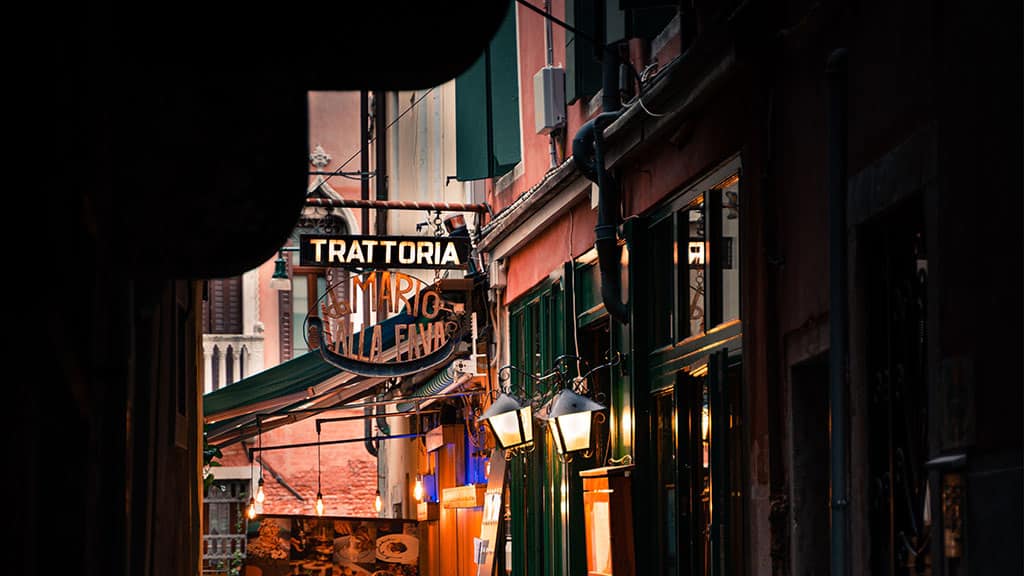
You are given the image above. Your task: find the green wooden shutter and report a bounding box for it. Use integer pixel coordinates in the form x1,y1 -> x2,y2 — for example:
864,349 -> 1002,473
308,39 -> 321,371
489,0 -> 520,177
566,0 -> 603,104
455,53 -> 490,181
456,0 -> 520,181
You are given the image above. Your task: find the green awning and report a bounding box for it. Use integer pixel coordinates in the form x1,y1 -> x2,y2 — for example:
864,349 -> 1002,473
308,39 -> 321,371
203,351 -> 340,421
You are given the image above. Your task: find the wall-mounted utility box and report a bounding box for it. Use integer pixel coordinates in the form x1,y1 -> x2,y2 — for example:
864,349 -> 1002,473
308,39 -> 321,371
534,66 -> 566,135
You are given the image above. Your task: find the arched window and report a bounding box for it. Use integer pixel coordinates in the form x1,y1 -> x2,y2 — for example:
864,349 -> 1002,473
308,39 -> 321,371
240,345 -> 248,380
225,345 -> 235,384
211,345 -> 221,391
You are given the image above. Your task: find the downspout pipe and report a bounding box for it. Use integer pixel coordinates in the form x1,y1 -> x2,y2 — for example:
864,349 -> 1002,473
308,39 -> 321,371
365,392 -> 392,458
571,43 -> 629,324
364,403 -> 379,457
827,48 -> 849,576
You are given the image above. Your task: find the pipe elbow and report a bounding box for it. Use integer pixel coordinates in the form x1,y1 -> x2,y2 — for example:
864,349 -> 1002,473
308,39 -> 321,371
572,120 -> 599,183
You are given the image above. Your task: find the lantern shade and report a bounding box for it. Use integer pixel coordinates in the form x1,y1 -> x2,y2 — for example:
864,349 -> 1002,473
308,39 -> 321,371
481,393 -> 534,449
542,389 -> 606,455
269,254 -> 291,291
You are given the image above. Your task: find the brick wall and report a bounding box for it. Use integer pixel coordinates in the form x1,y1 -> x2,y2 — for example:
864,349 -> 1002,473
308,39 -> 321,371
220,408 -> 379,517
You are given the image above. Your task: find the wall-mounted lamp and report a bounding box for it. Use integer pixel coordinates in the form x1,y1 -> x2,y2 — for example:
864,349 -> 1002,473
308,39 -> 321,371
484,353 -> 618,461
542,388 -> 606,456
269,251 -> 292,291
480,393 -> 534,452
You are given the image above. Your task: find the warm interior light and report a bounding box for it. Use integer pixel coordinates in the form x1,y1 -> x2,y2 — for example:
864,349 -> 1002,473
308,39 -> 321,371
544,389 -> 606,456
255,478 -> 266,503
701,406 -> 710,441
374,489 -> 382,513
269,253 -> 291,291
550,410 -> 594,454
247,497 -> 257,520
315,492 -> 324,516
413,476 -> 424,502
481,393 -> 534,450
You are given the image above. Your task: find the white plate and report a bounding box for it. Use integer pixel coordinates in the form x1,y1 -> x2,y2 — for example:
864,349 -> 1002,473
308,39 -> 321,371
375,533 -> 418,564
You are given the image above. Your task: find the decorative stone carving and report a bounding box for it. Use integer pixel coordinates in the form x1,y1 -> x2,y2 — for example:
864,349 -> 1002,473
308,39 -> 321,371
310,144 -> 332,168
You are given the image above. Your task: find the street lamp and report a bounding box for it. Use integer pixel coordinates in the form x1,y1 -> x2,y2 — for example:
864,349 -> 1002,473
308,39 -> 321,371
480,393 -> 534,451
269,251 -> 291,291
487,353 -> 618,461
542,388 -> 605,456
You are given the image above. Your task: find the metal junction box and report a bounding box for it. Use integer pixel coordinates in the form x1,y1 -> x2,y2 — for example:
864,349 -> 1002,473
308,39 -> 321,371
534,66 -> 566,135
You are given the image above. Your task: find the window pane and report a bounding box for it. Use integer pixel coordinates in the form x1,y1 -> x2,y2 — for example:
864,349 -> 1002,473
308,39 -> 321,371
654,391 -> 677,574
683,197 -> 706,337
650,217 -> 674,347
721,179 -> 740,322
292,275 -> 308,356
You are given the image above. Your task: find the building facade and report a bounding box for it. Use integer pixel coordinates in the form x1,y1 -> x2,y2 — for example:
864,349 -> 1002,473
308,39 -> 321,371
466,0 -> 1022,575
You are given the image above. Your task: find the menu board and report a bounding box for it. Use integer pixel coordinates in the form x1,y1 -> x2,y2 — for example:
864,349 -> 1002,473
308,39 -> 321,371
475,448 -> 507,576
243,515 -> 419,576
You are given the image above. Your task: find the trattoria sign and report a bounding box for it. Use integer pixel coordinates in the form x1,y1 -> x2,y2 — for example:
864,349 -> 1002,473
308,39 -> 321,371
300,234 -> 471,269
306,270 -> 466,377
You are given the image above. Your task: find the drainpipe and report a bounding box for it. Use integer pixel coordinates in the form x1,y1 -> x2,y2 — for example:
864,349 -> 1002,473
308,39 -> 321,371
365,391 -> 393,458
572,43 -> 629,324
827,48 -> 849,576
368,401 -> 385,455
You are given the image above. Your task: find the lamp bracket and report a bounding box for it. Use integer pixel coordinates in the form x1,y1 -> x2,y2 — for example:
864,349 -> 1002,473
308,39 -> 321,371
497,352 -> 620,410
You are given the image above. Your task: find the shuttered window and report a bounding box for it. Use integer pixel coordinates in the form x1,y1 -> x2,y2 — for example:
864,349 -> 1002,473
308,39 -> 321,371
566,0 -> 603,104
203,277 -> 242,334
455,0 -> 521,181
566,0 -> 678,104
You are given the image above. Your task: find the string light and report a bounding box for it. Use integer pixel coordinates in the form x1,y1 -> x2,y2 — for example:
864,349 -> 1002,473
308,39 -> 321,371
256,418 -> 266,504
247,427 -> 258,520
413,475 -> 424,502
316,424 -> 324,516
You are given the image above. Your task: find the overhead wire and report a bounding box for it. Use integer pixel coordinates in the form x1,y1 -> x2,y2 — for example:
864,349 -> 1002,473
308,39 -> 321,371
315,88 -> 436,192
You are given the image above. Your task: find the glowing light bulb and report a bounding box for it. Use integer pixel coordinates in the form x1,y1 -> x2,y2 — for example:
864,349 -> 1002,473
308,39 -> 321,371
255,478 -> 266,503
315,492 -> 324,516
374,489 -> 382,513
485,459 -> 491,478
413,476 -> 424,502
247,497 -> 257,520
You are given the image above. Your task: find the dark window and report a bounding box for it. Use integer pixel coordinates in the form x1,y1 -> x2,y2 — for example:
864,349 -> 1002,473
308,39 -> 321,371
203,277 -> 242,334
225,345 -> 235,384
211,345 -> 221,391
239,346 -> 248,380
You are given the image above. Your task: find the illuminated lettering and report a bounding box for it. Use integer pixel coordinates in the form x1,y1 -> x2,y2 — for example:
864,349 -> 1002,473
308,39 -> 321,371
417,241 -> 433,264
311,238 -> 327,261
421,291 -> 441,319
440,242 -> 460,266
398,241 -> 416,264
346,240 -> 366,263
369,324 -> 384,362
380,240 -> 397,263
329,239 -> 346,263
362,239 -> 378,261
